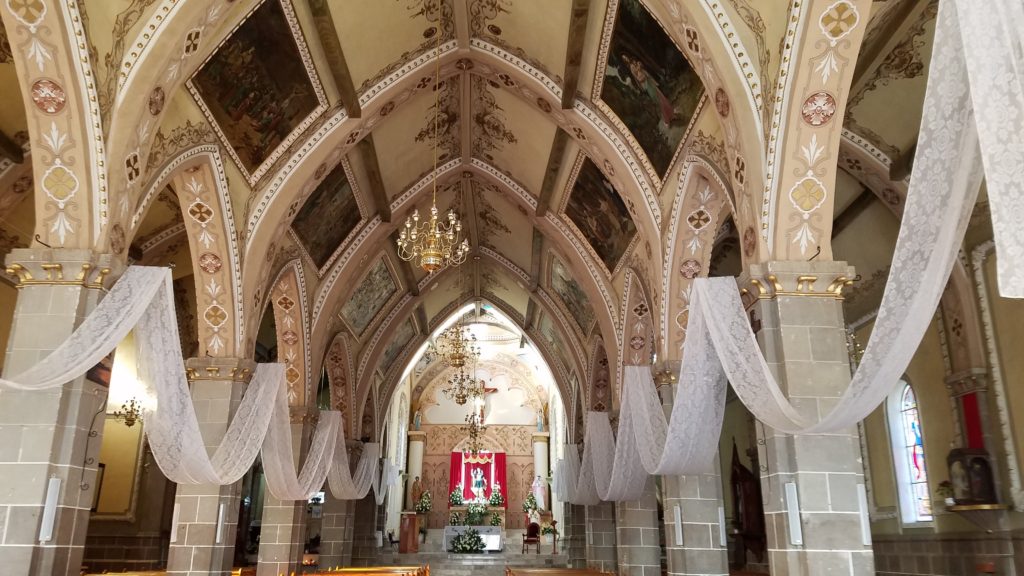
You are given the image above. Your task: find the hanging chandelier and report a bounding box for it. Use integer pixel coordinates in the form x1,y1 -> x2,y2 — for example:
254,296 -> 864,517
436,321 -> 479,369
395,12 -> 469,273
464,410 -> 487,456
443,366 -> 476,405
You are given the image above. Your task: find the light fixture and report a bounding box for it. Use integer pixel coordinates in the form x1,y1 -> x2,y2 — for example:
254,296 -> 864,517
436,320 -> 479,369
112,397 -> 143,428
395,12 -> 469,273
443,366 -> 476,406
464,410 -> 487,456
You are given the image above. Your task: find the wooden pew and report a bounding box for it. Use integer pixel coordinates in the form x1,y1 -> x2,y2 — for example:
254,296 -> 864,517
505,568 -> 614,576
316,565 -> 429,576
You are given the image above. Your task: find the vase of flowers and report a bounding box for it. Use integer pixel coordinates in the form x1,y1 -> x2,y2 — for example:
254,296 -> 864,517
449,511 -> 464,526
489,513 -> 503,527
541,522 -> 557,544
450,484 -> 465,506
522,493 -> 538,513
466,502 -> 488,525
415,490 -> 432,514
489,488 -> 505,507
450,527 -> 486,553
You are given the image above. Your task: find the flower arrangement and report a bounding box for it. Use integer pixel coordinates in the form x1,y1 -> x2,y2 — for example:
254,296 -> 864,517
450,527 -> 486,553
522,492 -> 538,513
936,480 -> 954,499
541,522 -> 557,535
489,513 -> 503,527
466,502 -> 488,525
414,490 -> 432,514
449,511 -> 464,526
488,489 -> 505,507
449,484 -> 465,506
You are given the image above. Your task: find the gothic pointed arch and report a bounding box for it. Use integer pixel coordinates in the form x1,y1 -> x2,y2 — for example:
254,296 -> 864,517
270,259 -> 311,406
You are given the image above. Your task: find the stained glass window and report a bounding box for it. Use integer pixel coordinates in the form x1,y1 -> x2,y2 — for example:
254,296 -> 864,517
887,381 -> 933,523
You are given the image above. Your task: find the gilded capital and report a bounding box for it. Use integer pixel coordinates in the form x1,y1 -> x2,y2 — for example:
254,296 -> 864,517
4,249 -> 123,290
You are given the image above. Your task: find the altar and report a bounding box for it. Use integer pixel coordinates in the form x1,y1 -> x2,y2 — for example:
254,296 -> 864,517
443,525 -> 503,552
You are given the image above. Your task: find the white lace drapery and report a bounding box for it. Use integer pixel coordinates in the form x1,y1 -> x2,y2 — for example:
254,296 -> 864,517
555,0 -> 1023,502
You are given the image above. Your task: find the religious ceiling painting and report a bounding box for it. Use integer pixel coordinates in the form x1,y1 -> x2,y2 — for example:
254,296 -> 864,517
549,256 -> 596,337
340,257 -> 398,336
537,311 -> 574,381
292,161 -> 363,271
599,0 -> 704,177
564,158 -> 637,273
381,318 -> 417,373
188,0 -> 326,184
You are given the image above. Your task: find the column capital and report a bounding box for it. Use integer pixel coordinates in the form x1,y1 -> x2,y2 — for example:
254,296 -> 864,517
532,432 -> 550,443
4,248 -> 124,290
739,260 -> 857,303
185,357 -> 256,383
289,405 -> 319,424
408,430 -> 427,441
946,368 -> 989,398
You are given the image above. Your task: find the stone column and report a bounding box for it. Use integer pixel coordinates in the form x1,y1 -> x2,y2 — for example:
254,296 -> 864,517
405,431 -> 425,509
167,358 -> 255,576
319,439 -> 361,569
565,503 -> 586,567
256,407 -> 315,576
615,481 -> 661,576
655,366 -> 729,576
585,502 -> 617,571
350,493 -> 380,566
0,250 -> 120,576
742,261 -> 873,575
532,432 -> 550,509
319,496 -> 353,570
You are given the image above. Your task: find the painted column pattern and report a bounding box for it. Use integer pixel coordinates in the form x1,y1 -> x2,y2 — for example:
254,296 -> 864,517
742,261 -> 873,576
0,249 -> 119,576
656,370 -> 729,576
167,357 -> 255,576
256,408 -> 315,576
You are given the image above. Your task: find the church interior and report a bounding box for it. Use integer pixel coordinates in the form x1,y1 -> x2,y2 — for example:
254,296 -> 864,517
0,0 -> 1021,575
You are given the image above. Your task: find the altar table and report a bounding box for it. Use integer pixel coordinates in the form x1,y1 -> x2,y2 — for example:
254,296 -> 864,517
443,525 -> 503,552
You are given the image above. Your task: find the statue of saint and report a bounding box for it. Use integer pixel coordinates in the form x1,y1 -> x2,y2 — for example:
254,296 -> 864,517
411,476 -> 423,505
532,475 -> 546,510
471,468 -> 487,502
412,410 -> 422,431
536,409 -> 545,432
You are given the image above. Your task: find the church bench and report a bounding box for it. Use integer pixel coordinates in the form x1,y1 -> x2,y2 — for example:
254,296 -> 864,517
505,568 -> 613,576
317,565 -> 429,576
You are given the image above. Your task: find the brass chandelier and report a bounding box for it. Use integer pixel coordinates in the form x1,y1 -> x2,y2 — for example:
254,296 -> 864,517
464,403 -> 487,456
436,320 -> 479,369
443,366 -> 476,405
395,13 -> 469,273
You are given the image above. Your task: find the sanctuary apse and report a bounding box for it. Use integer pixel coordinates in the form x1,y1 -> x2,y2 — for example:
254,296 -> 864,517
0,1 -> 1023,576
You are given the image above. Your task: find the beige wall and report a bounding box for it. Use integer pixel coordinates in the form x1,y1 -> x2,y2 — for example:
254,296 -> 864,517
984,254 -> 1024,487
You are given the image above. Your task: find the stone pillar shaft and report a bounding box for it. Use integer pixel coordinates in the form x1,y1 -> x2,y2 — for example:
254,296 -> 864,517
615,481 -> 661,576
167,358 -> 255,576
319,496 -> 354,570
256,410 -> 315,576
532,432 -> 550,509
744,261 -> 873,576
656,369 -> 729,576
0,249 -> 120,576
565,503 -> 587,568
585,501 -> 617,571
405,431 -> 425,510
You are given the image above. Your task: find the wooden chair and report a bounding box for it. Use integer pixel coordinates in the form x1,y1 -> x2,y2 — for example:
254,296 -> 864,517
522,522 -> 542,554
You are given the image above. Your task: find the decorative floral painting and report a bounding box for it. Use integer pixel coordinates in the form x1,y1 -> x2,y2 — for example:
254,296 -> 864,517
340,258 -> 397,335
565,158 -> 637,272
549,256 -> 596,336
190,0 -> 322,180
292,162 -> 362,269
381,319 -> 417,371
537,311 -> 574,378
601,0 -> 704,176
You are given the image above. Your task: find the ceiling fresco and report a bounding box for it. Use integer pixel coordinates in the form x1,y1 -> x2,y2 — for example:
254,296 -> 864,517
564,157 -> 637,273
291,160 -> 363,271
549,255 -> 596,337
598,0 -> 704,177
340,257 -> 398,336
188,0 -> 326,183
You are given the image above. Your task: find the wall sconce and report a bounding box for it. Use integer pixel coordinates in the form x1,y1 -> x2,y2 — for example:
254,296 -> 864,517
112,397 -> 143,428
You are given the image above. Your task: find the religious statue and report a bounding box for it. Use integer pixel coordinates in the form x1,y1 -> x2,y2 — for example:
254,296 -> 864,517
536,409 -> 545,432
412,410 -> 422,431
532,475 -> 546,510
470,468 -> 487,502
411,476 -> 423,505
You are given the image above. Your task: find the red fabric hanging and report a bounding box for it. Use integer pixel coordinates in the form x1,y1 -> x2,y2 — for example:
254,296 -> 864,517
493,452 -> 507,508
448,451 -> 463,505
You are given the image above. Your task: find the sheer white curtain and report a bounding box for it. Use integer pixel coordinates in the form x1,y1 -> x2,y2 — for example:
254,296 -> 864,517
555,0 -> 1024,503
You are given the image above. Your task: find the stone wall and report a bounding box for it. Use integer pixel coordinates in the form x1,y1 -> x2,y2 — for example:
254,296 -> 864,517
873,532 -> 1024,575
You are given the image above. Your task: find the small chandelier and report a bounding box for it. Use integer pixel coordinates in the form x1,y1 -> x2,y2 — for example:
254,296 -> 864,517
436,321 -> 479,369
395,11 -> 469,273
112,397 -> 143,428
443,366 -> 476,405
464,411 -> 487,455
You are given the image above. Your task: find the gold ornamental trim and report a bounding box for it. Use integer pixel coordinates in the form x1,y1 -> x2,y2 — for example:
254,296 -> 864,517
741,273 -> 854,305
185,366 -> 254,383
6,262 -> 112,290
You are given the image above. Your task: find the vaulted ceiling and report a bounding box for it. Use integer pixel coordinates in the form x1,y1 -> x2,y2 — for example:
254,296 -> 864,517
0,0 -> 974,426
